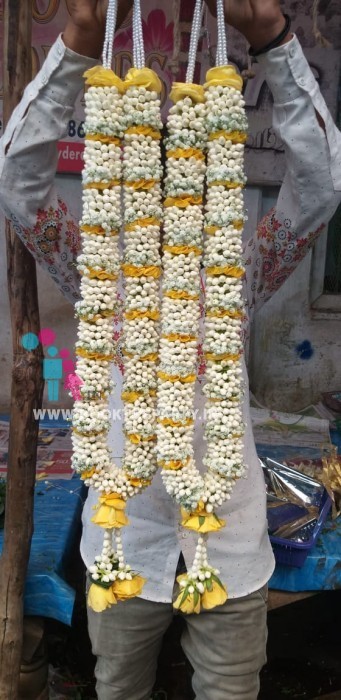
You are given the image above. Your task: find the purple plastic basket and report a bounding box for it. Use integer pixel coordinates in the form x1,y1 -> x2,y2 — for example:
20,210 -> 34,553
269,490 -> 332,568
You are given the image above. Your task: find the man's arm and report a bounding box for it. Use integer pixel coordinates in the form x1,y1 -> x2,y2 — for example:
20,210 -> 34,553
0,0 -> 132,303
244,37 -> 341,317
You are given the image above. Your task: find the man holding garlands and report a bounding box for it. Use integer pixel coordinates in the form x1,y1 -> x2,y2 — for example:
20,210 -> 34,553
0,1 -> 340,698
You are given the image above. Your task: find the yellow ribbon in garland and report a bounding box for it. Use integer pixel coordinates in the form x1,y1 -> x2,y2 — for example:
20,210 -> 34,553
164,290 -> 199,301
85,268 -> 118,281
204,65 -> 243,92
123,350 -> 158,362
85,134 -> 121,145
166,147 -> 205,160
163,244 -> 202,256
170,82 -> 205,104
162,333 -> 198,343
121,264 -> 161,278
164,195 -> 203,208
206,309 -> 244,319
113,576 -> 146,600
126,433 -> 157,444
125,67 -> 162,93
125,217 -> 161,231
173,574 -> 228,614
127,477 -> 152,489
159,458 -> 190,470
91,493 -> 129,529
158,417 -> 193,428
205,352 -> 241,362
72,427 -> 105,438
84,66 -> 125,91
75,348 -> 115,361
124,179 -> 159,190
173,585 -> 201,614
80,468 -> 96,480
121,389 -> 157,403
181,503 -> 226,533
83,179 -> 121,190
157,371 -> 196,383
210,180 -> 244,190
80,224 -> 119,236
87,584 -> 117,612
206,265 -> 244,278
209,130 -> 247,144
125,125 -> 161,139
124,309 -> 160,320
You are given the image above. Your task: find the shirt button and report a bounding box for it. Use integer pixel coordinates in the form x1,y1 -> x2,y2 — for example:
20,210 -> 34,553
41,73 -> 48,86
298,77 -> 306,86
289,46 -> 295,58
57,45 -> 63,56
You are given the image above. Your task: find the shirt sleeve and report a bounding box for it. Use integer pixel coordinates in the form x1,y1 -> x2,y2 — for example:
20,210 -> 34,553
0,35 -> 97,304
244,35 -> 341,320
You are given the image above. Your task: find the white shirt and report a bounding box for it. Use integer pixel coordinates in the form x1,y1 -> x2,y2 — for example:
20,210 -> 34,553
0,34 -> 340,601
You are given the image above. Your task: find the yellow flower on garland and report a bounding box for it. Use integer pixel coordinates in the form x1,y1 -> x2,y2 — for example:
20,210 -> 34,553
92,493 -> 129,529
181,502 -> 226,533
173,583 -> 201,615
87,583 -> 117,612
113,575 -> 146,600
201,578 -> 228,610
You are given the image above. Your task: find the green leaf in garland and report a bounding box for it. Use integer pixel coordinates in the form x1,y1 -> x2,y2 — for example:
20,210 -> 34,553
206,578 -> 213,592
211,573 -> 226,590
199,515 -> 205,527
193,589 -> 199,607
179,586 -> 190,607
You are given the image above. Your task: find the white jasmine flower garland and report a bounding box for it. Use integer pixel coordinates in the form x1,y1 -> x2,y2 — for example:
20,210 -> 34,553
121,70 -> 163,485
72,0 -> 249,614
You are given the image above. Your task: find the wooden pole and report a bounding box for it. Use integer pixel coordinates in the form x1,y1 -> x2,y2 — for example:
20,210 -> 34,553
0,2 -> 44,697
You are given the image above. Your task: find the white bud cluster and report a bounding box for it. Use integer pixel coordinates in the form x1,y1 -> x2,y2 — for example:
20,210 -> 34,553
205,85 -> 247,134
205,275 -> 243,314
157,381 -> 195,422
76,358 -> 113,399
158,92 -> 206,511
76,277 -> 118,319
120,81 -> 163,497
123,356 -> 156,395
163,250 -> 201,295
84,85 -> 124,138
166,97 -> 206,150
161,298 -> 200,337
162,458 -> 204,510
73,399 -> 110,435
122,87 -> 162,130
81,185 -> 122,230
204,223 -> 243,269
83,141 -> 122,185
71,431 -> 111,473
204,315 -> 243,356
163,204 -> 203,248
73,81 -> 123,496
125,275 -> 159,311
76,316 -> 115,357
124,394 -> 156,437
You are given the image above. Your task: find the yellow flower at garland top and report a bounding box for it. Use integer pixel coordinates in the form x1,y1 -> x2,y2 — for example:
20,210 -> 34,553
159,0 -> 248,613
72,0 -> 162,612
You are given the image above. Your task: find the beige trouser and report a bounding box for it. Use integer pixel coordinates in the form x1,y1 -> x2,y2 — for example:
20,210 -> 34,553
87,584 -> 268,700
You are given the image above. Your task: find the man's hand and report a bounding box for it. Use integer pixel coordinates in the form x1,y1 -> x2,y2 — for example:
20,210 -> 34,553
63,0 -> 133,59
205,0 -> 291,52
